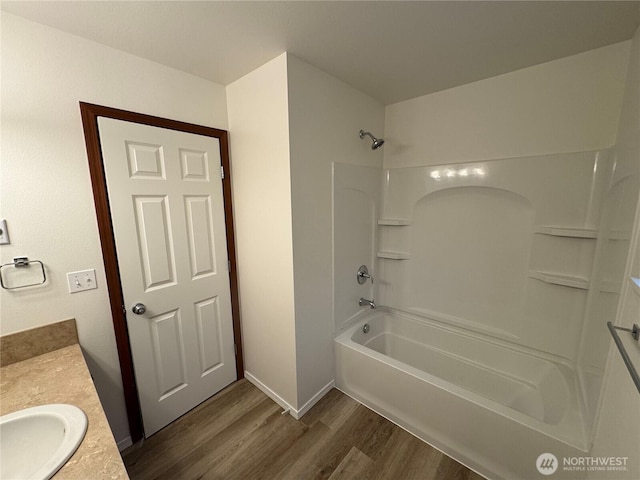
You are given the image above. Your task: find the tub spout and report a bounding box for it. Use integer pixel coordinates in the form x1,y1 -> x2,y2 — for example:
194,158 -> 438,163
359,297 -> 376,309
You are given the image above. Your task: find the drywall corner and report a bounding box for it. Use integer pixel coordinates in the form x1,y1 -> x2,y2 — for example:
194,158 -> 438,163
227,53 -> 298,408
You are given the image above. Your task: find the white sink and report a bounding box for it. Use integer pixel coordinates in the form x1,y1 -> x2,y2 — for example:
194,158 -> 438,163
0,404 -> 87,480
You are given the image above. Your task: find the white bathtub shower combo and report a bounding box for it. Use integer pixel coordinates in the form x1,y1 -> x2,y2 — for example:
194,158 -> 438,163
336,307 -> 585,479
332,149 -> 639,480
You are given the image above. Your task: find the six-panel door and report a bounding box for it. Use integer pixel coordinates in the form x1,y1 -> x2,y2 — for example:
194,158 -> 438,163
99,118 -> 236,436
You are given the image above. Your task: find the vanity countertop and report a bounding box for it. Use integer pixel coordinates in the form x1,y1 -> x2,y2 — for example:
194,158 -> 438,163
0,331 -> 129,479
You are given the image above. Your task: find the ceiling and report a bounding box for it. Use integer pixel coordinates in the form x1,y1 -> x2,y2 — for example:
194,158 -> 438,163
2,1 -> 639,105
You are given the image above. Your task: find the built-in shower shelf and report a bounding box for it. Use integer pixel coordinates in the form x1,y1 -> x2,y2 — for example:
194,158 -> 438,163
378,218 -> 412,226
528,271 -> 589,289
377,251 -> 411,260
608,230 -> 631,241
600,279 -> 622,294
535,226 -> 597,238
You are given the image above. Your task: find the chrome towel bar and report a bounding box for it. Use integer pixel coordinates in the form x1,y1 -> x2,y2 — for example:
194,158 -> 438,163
607,321 -> 640,394
0,257 -> 47,290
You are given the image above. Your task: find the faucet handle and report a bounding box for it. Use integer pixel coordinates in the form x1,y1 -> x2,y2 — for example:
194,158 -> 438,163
357,265 -> 373,284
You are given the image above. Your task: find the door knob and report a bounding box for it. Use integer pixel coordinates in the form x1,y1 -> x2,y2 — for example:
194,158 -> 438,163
132,303 -> 146,315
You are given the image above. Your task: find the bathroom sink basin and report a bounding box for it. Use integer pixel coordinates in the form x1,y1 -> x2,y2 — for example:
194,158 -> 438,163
0,404 -> 87,480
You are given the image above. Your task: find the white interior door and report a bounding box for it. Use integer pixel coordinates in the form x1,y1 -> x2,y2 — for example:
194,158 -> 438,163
98,118 -> 237,436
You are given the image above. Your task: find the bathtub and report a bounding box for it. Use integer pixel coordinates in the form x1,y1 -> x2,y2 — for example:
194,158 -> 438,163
335,307 -> 588,480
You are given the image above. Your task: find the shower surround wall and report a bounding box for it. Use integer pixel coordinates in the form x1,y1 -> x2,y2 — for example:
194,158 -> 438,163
378,151 -> 611,363
379,40 -> 635,429
333,163 -> 381,333
334,39 -> 637,480
588,27 -> 640,478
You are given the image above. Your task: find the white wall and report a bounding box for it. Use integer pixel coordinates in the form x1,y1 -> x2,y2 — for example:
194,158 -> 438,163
226,54 -> 384,414
613,32 -> 640,174
226,54 -> 299,409
384,41 -> 630,168
589,27 -> 640,479
0,13 -> 228,445
287,54 -> 384,410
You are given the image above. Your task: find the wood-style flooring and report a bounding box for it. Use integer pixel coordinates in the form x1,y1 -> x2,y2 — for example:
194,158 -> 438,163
122,379 -> 484,480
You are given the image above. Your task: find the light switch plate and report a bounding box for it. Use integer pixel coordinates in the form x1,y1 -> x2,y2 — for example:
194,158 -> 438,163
67,269 -> 97,293
0,219 -> 10,245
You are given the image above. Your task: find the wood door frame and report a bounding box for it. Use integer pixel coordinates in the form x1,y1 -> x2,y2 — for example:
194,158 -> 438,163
80,102 -> 244,442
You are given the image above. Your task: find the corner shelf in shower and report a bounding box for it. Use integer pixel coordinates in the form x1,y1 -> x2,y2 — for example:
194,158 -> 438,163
535,226 -> 597,238
378,219 -> 412,226
377,251 -> 411,260
528,270 -> 589,290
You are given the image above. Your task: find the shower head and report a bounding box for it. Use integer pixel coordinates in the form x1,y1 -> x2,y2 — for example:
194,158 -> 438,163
359,130 -> 385,150
371,137 -> 385,150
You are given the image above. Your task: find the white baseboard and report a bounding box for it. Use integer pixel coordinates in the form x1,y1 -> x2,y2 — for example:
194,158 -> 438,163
244,371 -> 295,413
244,372 -> 335,420
292,380 -> 335,419
116,436 -> 133,451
